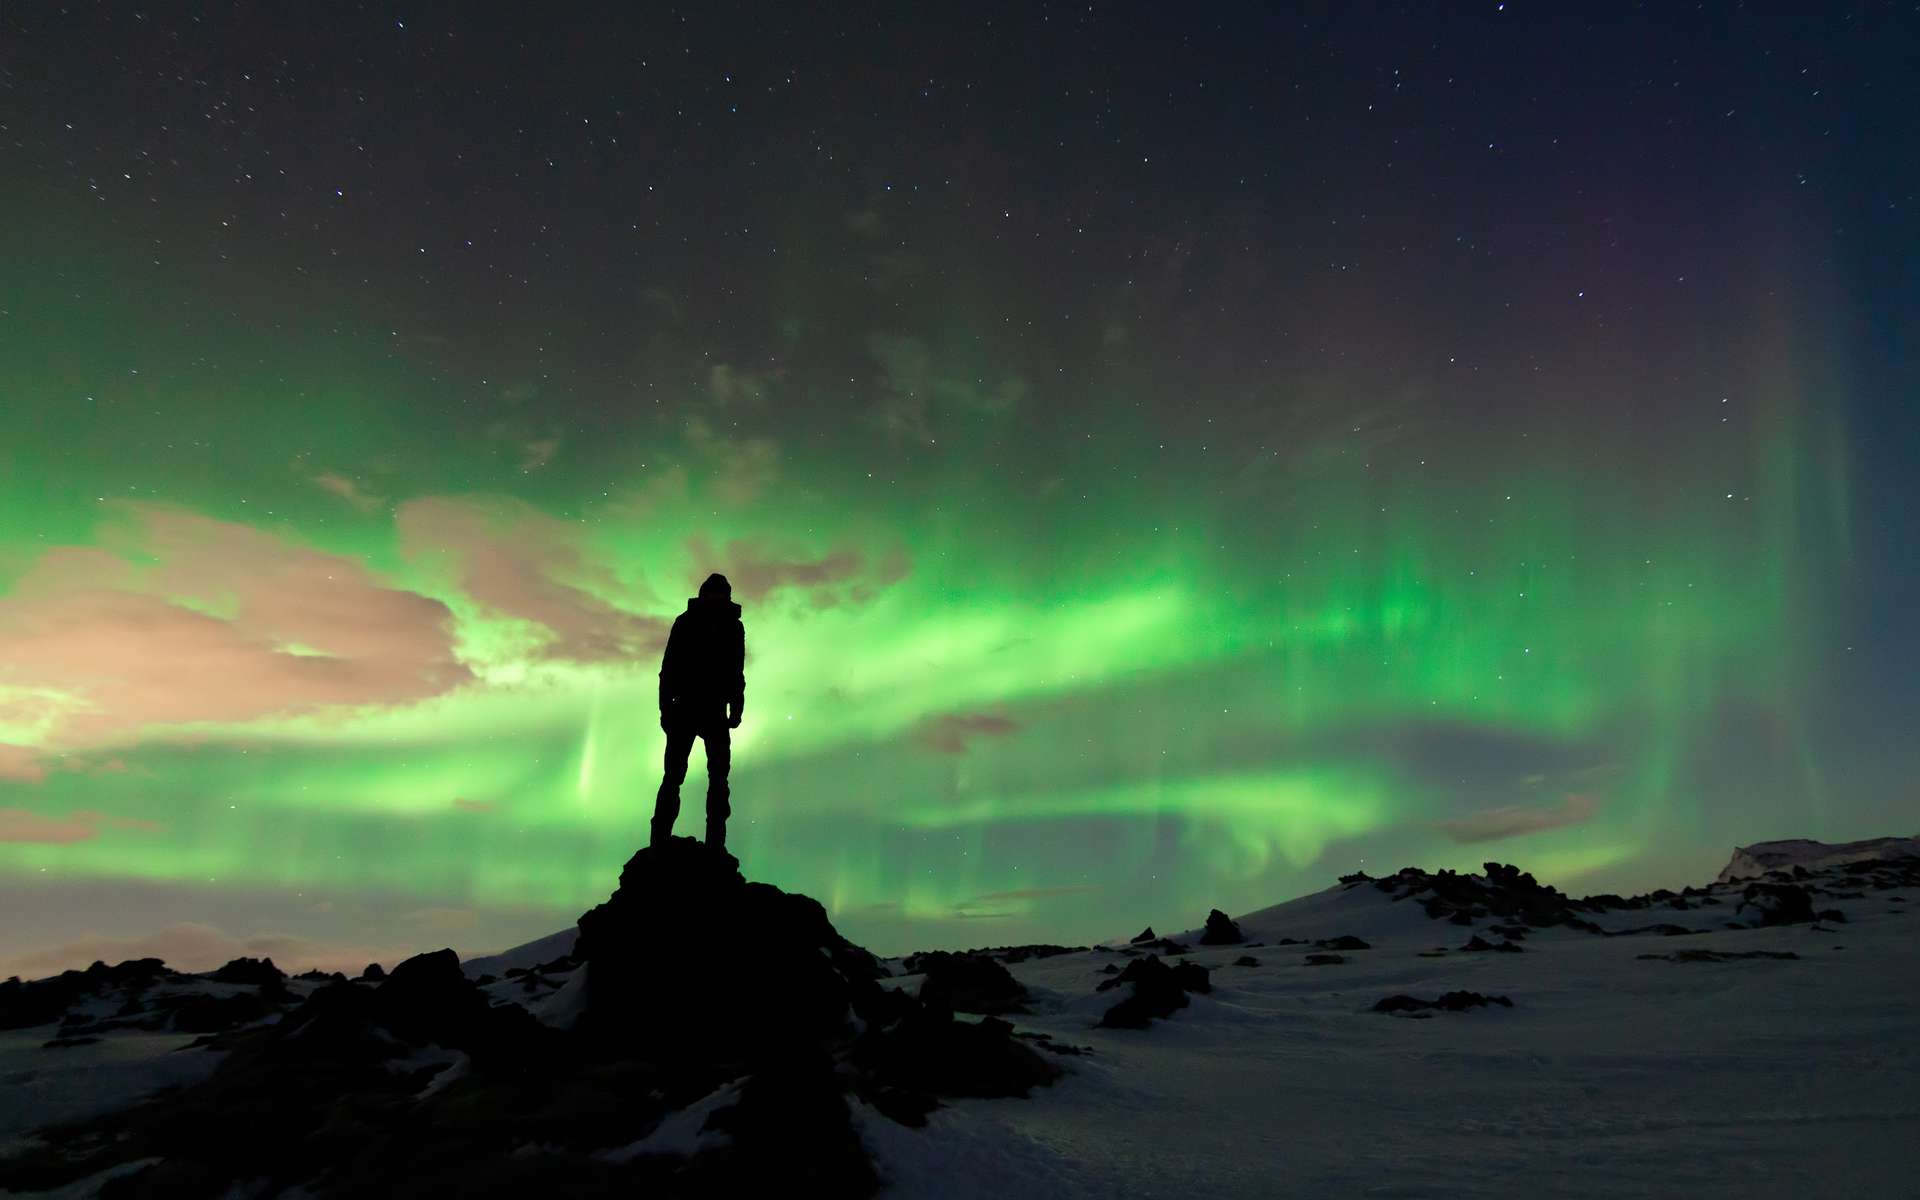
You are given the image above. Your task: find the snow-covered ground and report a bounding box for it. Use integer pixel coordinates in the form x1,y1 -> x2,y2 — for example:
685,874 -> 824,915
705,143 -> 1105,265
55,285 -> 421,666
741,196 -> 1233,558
2,846 -> 1914,1198
860,868 -> 1919,1198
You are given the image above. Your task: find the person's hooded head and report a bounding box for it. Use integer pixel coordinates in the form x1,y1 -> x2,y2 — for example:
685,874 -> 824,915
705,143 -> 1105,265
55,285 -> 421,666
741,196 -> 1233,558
694,572 -> 738,614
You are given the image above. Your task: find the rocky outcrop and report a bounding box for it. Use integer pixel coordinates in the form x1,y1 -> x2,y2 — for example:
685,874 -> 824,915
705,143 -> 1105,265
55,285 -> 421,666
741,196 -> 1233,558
1373,991 -> 1514,1016
1198,909 -> 1244,945
572,837 -> 885,1060
0,836 -> 1059,1199
1370,861 -> 1605,931
907,952 -> 1030,1015
1096,955 -> 1211,1028
1717,836 -> 1920,883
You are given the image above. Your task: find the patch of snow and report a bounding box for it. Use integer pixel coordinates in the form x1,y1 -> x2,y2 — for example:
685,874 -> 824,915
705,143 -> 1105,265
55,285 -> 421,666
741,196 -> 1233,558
525,964 -> 589,1031
593,1078 -> 742,1163
461,929 -> 576,979
1716,836 -> 1920,882
0,1030 -> 222,1148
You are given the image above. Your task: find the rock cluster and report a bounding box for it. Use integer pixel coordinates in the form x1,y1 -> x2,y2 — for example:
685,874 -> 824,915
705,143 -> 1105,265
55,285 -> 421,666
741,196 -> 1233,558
1372,991 -> 1514,1016
1096,955 -> 1212,1028
1368,861 -> 1606,931
906,951 -> 1030,1015
0,835 -> 1059,1199
1198,909 -> 1245,945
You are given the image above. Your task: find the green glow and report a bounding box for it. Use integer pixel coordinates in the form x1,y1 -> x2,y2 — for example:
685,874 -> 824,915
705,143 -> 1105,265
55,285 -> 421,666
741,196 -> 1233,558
0,254 -> 1854,956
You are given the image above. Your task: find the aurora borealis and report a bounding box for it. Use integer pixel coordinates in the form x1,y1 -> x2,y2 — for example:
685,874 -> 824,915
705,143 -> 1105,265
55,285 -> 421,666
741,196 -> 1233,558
2,4 -> 1914,974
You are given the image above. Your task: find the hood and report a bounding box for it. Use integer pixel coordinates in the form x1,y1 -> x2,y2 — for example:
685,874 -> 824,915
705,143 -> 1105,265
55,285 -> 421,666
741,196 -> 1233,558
686,595 -> 743,618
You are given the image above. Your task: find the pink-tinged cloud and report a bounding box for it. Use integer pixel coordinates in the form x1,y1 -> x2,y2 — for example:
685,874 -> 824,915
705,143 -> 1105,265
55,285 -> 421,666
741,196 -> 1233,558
912,711 -> 1022,755
0,744 -> 48,783
311,471 -> 386,513
397,495 -> 668,663
452,797 -> 497,813
1437,793 -> 1605,844
0,808 -> 165,844
0,504 -> 471,749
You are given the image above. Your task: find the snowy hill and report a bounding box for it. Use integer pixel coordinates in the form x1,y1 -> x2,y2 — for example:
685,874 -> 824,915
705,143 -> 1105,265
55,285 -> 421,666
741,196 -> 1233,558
3,839 -> 1917,1198
1715,834 -> 1920,882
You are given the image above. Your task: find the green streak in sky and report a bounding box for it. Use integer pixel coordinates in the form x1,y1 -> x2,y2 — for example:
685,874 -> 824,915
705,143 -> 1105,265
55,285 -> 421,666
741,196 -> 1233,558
0,256 -> 1852,954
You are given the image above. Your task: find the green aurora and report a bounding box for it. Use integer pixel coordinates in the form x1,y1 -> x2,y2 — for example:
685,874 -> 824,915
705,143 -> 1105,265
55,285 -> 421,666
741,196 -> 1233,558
0,251 -> 1857,965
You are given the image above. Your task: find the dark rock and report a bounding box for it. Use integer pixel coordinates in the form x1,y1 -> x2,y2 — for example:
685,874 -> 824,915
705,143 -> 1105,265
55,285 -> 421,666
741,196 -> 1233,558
1313,935 -> 1371,951
910,952 -> 1029,1015
1129,927 -> 1157,944
693,1049 -> 879,1196
1198,909 -> 1244,945
1096,955 -> 1210,1028
1816,908 -> 1847,924
1636,949 -> 1800,963
1134,937 -> 1192,955
903,944 -> 1083,968
1486,924 -> 1529,940
294,969 -> 346,984
357,962 -> 386,982
1098,963 -> 1120,975
1303,953 -> 1345,966
573,836 -> 886,1060
1377,862 -> 1606,932
1232,956 -> 1259,967
1459,935 -> 1523,953
1373,991 -> 1513,1015
167,990 -> 272,1034
853,1009 -> 1059,1101
0,958 -> 177,1031
1737,882 -> 1817,927
1339,870 -> 1374,884
41,1035 -> 102,1049
207,957 -> 285,987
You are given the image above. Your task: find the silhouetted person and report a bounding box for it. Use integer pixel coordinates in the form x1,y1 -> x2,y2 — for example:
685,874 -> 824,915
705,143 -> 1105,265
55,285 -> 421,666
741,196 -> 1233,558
652,572 -> 745,850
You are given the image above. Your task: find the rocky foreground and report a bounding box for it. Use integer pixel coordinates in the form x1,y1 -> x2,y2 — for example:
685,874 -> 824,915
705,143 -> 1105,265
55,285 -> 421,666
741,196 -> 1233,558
0,839 -> 1058,1197
1,836 -> 1916,1197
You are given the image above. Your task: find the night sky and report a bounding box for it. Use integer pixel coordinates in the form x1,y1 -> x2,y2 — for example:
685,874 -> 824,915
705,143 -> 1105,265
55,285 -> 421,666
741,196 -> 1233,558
2,3 -> 1915,974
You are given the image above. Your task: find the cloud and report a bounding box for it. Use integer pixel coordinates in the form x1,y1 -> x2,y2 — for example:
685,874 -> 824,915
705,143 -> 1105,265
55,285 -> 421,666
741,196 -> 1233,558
684,534 -> 911,608
311,472 -> 386,513
0,922 -> 426,979
0,504 -> 471,749
397,495 -> 667,663
0,744 -> 48,783
452,797 -> 497,813
912,711 -> 1021,755
519,436 -> 561,473
867,334 -> 1024,443
683,414 -> 780,506
956,884 -> 1099,906
845,208 -> 884,237
0,808 -> 164,844
1437,793 -> 1604,844
708,364 -> 777,409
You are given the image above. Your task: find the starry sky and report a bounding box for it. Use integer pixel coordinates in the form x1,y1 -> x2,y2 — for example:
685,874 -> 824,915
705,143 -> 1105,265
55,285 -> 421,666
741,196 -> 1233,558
2,3 -> 1915,975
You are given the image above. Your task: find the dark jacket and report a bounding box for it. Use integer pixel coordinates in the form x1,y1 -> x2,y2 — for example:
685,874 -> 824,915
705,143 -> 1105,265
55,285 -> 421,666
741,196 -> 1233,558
658,594 -> 745,720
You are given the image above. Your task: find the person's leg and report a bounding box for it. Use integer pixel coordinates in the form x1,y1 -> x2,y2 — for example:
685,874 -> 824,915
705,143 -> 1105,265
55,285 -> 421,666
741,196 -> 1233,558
703,722 -> 731,849
652,724 -> 697,847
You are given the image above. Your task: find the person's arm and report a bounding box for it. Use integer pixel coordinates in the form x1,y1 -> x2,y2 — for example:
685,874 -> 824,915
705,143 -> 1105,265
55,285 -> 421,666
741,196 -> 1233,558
658,620 -> 682,727
728,620 -> 746,727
